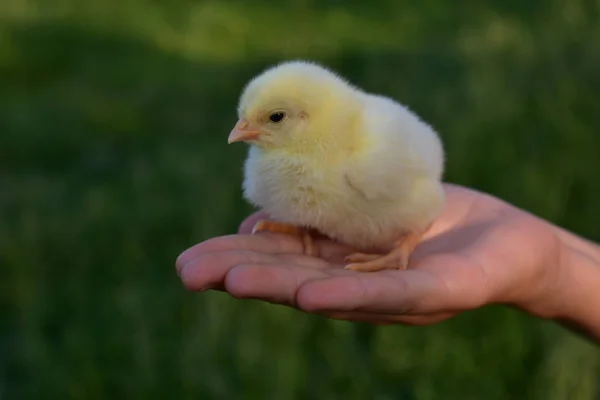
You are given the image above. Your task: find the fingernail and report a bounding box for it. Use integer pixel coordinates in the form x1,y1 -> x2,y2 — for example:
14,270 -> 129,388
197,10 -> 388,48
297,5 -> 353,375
197,284 -> 218,292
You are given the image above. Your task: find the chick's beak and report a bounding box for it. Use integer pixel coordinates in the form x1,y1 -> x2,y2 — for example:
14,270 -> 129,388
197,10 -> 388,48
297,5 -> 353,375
228,119 -> 261,144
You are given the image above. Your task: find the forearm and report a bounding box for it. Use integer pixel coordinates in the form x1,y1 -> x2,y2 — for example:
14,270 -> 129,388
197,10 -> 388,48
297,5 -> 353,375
552,227 -> 600,343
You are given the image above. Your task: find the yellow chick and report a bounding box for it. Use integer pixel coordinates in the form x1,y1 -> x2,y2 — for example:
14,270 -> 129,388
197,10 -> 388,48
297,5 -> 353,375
227,61 -> 445,272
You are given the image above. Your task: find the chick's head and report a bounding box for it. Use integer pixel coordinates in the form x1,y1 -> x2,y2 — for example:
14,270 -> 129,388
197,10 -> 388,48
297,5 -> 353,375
228,61 -> 361,152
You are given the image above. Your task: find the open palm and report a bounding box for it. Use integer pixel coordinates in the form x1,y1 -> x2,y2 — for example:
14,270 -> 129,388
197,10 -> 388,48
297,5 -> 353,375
176,184 -> 562,325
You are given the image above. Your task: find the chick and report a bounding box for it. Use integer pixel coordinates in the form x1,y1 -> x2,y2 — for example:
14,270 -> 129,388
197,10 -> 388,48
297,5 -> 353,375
227,61 -> 445,272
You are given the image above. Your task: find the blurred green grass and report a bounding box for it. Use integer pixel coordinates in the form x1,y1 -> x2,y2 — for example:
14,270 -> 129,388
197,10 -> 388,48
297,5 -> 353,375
1,0 -> 599,399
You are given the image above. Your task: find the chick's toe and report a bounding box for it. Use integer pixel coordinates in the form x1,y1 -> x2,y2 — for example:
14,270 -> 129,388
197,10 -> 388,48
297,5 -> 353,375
344,253 -> 383,263
344,231 -> 424,272
251,219 -> 315,256
344,252 -> 405,272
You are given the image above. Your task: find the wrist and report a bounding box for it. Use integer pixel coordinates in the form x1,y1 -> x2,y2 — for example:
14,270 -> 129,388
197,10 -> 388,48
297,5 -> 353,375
507,221 -> 600,320
521,226 -> 600,339
507,231 -> 568,319
550,239 -> 600,319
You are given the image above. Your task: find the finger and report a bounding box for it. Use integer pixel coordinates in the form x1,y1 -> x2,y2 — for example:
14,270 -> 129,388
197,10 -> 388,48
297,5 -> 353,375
295,268 -> 459,315
390,312 -> 455,325
176,233 -> 304,272
320,312 -> 395,325
238,212 -> 270,234
224,263 -> 329,307
180,250 -> 333,291
180,250 -> 279,291
322,311 -> 454,326
176,233 -> 355,274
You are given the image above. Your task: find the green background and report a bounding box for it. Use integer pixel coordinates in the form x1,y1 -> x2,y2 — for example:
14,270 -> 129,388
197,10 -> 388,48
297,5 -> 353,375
2,0 -> 599,399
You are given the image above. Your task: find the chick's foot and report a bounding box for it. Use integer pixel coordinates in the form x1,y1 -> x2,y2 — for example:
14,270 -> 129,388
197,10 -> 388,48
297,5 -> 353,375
344,231 -> 424,272
252,219 -> 315,256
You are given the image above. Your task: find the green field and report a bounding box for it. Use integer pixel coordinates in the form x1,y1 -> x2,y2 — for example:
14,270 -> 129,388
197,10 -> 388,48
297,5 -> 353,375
2,1 -> 600,399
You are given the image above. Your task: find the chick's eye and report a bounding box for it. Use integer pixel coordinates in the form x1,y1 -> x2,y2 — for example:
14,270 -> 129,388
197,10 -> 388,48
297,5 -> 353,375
269,112 -> 286,123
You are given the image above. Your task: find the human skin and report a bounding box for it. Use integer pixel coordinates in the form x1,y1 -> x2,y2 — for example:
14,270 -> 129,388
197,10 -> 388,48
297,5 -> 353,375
176,184 -> 600,343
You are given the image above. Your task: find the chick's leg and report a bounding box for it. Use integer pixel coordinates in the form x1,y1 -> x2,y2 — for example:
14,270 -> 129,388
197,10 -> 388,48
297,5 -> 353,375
252,219 -> 315,257
344,230 -> 425,272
